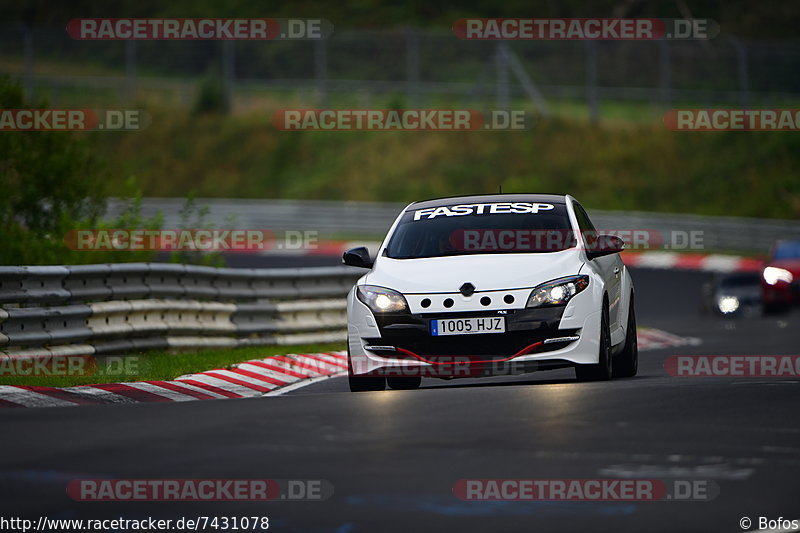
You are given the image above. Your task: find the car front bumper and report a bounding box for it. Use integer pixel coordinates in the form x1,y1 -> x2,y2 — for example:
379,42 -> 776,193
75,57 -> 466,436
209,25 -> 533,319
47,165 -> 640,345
347,288 -> 602,378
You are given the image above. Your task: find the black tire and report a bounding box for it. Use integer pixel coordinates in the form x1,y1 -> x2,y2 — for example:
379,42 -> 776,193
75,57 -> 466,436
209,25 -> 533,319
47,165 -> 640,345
575,301 -> 613,382
387,376 -> 422,390
348,355 -> 385,392
613,294 -> 638,378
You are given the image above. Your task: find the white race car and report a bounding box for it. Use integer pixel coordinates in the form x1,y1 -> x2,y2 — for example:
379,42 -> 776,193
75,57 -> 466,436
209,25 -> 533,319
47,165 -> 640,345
343,194 -> 637,392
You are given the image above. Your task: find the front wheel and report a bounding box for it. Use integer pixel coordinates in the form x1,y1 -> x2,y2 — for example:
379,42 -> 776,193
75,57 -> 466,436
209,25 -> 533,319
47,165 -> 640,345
575,302 -> 613,382
348,355 -> 386,392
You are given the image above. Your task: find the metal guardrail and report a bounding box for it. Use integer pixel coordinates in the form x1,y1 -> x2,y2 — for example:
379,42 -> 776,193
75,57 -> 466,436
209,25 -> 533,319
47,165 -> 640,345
107,197 -> 405,239
0,263 -> 361,357
589,210 -> 800,254
109,198 -> 800,253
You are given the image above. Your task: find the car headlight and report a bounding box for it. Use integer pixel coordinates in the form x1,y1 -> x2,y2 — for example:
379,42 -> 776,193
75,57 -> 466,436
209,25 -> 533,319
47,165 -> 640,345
526,275 -> 590,308
717,295 -> 740,314
763,266 -> 793,285
357,285 -> 409,313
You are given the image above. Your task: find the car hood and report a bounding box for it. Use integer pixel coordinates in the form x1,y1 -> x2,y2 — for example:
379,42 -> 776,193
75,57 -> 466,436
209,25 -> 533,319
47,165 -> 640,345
365,250 -> 583,293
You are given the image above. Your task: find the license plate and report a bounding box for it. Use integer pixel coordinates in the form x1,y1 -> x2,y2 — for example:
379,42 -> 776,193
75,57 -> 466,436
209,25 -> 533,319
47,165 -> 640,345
430,317 -> 506,336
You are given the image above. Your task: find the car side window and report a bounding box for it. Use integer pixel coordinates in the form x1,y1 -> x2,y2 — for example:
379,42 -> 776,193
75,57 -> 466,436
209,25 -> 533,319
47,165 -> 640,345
573,203 -> 597,247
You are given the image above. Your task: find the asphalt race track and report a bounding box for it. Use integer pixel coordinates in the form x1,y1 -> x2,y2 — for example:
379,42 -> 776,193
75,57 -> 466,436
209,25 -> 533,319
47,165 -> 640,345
1,268 -> 798,532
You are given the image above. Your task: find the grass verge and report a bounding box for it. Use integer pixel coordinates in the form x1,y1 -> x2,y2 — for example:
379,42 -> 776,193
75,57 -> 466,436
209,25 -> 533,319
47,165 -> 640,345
0,343 -> 345,388
88,109 -> 800,220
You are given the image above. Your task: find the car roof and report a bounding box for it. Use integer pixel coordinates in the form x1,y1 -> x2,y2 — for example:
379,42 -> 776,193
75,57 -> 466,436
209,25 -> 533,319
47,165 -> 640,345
410,194 -> 569,210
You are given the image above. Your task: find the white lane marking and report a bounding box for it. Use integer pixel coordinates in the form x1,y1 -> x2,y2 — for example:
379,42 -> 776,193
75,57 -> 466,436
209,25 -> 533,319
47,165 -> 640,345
123,382 -> 198,402
730,380 -> 800,386
263,371 -> 347,396
526,450 -> 798,467
761,446 -> 800,454
598,463 -> 755,480
0,386 -> 78,408
637,328 -> 701,351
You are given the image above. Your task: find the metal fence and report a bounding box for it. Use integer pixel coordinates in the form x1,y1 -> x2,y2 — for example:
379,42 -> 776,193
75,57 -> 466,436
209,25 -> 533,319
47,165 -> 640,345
0,263 -> 361,357
107,198 -> 800,254
4,26 -> 800,120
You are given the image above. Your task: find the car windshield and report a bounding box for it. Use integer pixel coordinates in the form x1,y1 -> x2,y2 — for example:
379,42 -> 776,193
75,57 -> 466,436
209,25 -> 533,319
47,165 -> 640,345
773,241 -> 800,260
385,201 -> 576,259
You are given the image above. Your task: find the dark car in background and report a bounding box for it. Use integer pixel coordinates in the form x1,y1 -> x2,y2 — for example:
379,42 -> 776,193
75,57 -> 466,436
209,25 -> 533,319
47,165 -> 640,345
702,272 -> 762,316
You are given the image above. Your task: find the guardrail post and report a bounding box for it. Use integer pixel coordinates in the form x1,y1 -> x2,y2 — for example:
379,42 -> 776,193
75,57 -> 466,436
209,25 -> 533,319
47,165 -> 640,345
222,40 -> 235,113
495,43 -> 510,111
658,40 -> 671,109
23,25 -> 34,101
406,27 -> 420,108
730,37 -> 749,108
125,39 -> 137,104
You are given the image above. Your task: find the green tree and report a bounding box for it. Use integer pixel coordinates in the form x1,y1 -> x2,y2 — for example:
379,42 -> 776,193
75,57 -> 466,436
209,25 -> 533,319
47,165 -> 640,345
0,76 -> 109,264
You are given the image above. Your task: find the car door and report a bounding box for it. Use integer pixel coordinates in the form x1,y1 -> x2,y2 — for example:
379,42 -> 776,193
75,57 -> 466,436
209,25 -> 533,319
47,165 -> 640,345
574,203 -> 622,331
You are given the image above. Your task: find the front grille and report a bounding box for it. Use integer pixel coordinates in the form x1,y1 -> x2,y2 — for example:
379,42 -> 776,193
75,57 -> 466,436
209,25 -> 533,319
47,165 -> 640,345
374,307 -> 567,336
365,328 -> 579,361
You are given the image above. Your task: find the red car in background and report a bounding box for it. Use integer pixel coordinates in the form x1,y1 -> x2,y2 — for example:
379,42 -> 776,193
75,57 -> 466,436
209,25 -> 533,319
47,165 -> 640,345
762,240 -> 800,313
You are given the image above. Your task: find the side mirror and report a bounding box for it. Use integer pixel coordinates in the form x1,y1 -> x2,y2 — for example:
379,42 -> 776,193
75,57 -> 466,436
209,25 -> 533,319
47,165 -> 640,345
343,246 -> 374,269
586,234 -> 625,260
